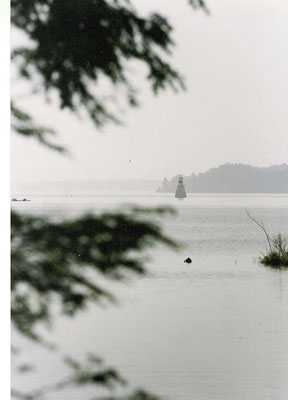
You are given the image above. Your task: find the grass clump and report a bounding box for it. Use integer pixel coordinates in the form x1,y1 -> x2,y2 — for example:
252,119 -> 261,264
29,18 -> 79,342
246,210 -> 288,268
260,233 -> 288,267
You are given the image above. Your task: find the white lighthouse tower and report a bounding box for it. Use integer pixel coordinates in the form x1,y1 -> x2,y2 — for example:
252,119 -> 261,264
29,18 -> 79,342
175,176 -> 187,198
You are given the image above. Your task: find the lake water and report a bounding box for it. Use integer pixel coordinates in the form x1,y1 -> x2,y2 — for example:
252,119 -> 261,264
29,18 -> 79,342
12,194 -> 288,400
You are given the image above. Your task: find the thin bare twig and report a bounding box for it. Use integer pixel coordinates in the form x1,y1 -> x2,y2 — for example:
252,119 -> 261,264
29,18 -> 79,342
246,210 -> 272,252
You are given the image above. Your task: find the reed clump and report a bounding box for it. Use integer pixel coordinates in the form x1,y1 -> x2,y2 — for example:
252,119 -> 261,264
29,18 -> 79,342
260,233 -> 288,267
246,210 -> 288,268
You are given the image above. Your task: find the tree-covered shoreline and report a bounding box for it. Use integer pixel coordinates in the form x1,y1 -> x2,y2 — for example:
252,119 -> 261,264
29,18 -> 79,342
159,164 -> 288,193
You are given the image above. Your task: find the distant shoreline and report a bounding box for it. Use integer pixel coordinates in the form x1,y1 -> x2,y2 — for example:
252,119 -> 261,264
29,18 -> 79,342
11,192 -> 288,197
158,164 -> 288,194
11,164 -> 288,195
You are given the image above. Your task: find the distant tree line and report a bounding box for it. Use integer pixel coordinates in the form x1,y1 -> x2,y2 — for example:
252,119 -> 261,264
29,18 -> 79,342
159,164 -> 288,193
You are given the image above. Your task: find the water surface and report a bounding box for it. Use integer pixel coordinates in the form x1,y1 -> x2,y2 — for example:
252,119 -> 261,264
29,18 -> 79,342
12,194 -> 288,399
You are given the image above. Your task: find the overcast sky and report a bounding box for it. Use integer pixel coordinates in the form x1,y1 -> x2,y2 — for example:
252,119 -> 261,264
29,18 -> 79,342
11,0 -> 288,184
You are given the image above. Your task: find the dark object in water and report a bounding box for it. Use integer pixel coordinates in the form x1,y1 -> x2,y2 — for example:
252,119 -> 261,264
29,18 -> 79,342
175,176 -> 187,199
12,198 -> 31,202
184,257 -> 192,264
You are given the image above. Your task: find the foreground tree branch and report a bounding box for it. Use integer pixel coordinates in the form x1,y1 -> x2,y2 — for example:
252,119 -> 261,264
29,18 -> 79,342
11,1 -> 206,398
11,0 -> 207,150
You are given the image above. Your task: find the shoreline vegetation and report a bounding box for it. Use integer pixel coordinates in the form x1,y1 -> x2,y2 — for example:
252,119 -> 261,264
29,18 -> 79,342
246,211 -> 288,268
159,164 -> 288,194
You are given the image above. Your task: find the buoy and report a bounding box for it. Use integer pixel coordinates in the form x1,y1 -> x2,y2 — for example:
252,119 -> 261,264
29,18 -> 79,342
175,176 -> 187,199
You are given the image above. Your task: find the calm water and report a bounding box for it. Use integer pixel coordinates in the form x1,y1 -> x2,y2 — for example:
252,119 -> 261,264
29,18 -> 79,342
12,194 -> 288,399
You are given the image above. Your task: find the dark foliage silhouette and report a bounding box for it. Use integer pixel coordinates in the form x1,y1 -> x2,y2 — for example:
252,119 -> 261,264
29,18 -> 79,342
11,102 -> 66,153
11,207 -> 177,341
11,1 -> 207,398
12,0 -> 207,150
11,207 -> 178,399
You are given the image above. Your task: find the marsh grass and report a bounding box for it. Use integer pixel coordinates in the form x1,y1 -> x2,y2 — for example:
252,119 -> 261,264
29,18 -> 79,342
260,233 -> 288,267
246,210 -> 288,268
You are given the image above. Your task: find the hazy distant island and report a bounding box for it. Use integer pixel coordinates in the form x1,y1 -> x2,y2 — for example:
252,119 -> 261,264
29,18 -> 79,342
11,179 -> 162,196
158,164 -> 288,193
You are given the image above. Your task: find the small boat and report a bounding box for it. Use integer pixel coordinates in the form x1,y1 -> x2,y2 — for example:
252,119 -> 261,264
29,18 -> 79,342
12,198 -> 31,202
175,176 -> 187,199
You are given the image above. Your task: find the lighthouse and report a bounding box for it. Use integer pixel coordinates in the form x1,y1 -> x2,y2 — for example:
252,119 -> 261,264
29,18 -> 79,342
175,176 -> 187,198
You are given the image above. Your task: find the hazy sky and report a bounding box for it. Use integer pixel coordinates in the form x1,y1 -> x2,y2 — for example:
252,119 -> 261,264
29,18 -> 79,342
11,0 -> 288,183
